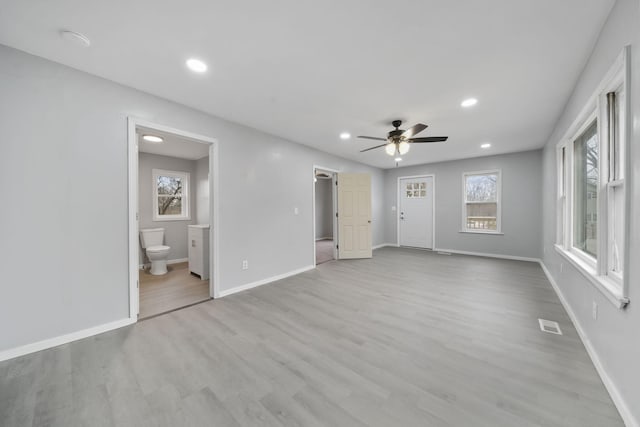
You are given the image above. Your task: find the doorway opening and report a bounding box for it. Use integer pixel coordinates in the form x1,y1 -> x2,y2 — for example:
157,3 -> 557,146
397,174 -> 435,249
128,118 -> 219,321
313,166 -> 338,265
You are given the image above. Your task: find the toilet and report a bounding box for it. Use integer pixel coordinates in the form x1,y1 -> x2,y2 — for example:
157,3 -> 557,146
140,228 -> 171,275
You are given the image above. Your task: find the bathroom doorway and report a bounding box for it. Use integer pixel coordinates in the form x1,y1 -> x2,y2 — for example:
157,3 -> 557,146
313,166 -> 338,265
127,118 -> 219,320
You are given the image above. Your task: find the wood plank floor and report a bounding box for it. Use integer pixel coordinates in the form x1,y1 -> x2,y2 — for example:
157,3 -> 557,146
0,247 -> 623,426
139,262 -> 210,319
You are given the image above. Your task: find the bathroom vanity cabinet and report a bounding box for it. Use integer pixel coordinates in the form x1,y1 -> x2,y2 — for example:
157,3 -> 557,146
188,225 -> 210,280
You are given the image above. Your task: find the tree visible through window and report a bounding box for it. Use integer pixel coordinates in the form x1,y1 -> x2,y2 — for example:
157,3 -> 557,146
152,169 -> 190,220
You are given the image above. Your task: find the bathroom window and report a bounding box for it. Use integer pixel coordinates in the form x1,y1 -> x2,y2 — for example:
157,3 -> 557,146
152,169 -> 190,221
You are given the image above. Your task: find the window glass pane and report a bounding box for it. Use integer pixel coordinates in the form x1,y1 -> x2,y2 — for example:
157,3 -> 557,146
465,174 -> 497,202
610,185 -> 624,274
466,203 -> 497,230
573,121 -> 598,258
158,195 -> 182,215
157,175 -> 182,196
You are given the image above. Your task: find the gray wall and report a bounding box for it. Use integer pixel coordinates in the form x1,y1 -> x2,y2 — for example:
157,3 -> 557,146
195,156 -> 209,225
540,0 -> 640,423
383,150 -> 542,259
0,44 -> 384,352
314,179 -> 333,239
138,152 -> 197,264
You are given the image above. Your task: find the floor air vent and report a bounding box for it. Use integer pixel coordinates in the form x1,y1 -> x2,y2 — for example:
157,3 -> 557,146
538,319 -> 562,335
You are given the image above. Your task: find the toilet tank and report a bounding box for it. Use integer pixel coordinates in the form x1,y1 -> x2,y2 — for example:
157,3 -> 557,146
140,228 -> 165,248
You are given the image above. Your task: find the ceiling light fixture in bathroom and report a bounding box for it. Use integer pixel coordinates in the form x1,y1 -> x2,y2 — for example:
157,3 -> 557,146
142,135 -> 164,143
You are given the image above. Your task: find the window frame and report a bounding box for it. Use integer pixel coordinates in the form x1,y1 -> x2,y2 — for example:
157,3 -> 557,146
555,47 -> 630,309
461,169 -> 502,234
152,168 -> 191,221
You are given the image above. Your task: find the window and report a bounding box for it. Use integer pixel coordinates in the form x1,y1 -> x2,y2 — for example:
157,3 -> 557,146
405,182 -> 426,198
462,170 -> 501,233
573,120 -> 599,258
152,169 -> 190,221
556,47 -> 629,308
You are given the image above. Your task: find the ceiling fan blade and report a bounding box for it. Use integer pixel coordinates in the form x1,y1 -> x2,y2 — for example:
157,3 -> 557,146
402,123 -> 428,139
357,136 -> 387,141
408,136 -> 448,143
360,143 -> 389,152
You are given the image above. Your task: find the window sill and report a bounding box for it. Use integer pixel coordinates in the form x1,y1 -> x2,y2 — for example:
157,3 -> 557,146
459,230 -> 504,235
554,244 -> 628,309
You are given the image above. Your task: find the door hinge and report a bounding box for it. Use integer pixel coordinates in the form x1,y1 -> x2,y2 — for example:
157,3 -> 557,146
137,280 -> 139,289
336,244 -> 339,250
335,180 -> 338,186
336,212 -> 338,218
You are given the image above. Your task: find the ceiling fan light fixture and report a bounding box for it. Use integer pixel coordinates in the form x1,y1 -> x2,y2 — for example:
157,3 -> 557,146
385,143 -> 396,156
398,141 -> 410,155
395,157 -> 402,162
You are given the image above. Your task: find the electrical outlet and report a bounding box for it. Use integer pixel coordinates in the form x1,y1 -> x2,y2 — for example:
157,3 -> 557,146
592,301 -> 598,320
391,206 -> 396,211
242,260 -> 248,270
294,207 -> 299,215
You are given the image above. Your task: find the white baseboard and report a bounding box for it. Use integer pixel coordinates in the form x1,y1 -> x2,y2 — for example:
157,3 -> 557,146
218,265 -> 315,298
139,257 -> 189,269
432,248 -> 540,263
373,243 -> 398,250
315,237 -> 333,241
0,317 -> 136,363
539,261 -> 638,427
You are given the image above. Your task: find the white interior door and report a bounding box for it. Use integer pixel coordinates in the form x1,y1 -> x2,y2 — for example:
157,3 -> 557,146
399,176 -> 433,249
337,173 -> 372,259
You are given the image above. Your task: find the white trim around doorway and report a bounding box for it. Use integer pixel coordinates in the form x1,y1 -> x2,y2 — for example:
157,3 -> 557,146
127,117 -> 220,322
312,165 -> 340,266
396,174 -> 436,249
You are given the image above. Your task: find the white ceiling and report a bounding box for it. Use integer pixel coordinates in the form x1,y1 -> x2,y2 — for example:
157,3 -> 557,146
0,0 -> 615,168
137,126 -> 210,160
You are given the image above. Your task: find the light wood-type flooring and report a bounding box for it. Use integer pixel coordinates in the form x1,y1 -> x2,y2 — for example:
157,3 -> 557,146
139,262 -> 210,319
0,247 -> 623,426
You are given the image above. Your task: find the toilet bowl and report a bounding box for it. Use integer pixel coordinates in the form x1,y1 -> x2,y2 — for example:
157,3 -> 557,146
140,228 -> 171,275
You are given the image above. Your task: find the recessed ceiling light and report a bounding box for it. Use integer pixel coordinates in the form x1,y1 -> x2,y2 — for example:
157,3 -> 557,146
60,30 -> 91,47
339,132 -> 351,140
481,143 -> 491,149
395,157 -> 403,162
461,98 -> 478,108
142,135 -> 164,143
186,58 -> 207,73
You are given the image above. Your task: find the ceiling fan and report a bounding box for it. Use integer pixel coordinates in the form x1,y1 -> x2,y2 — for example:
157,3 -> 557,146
358,120 -> 448,158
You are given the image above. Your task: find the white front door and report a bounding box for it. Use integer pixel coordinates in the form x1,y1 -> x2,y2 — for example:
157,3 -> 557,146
337,173 -> 372,259
399,176 -> 434,249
